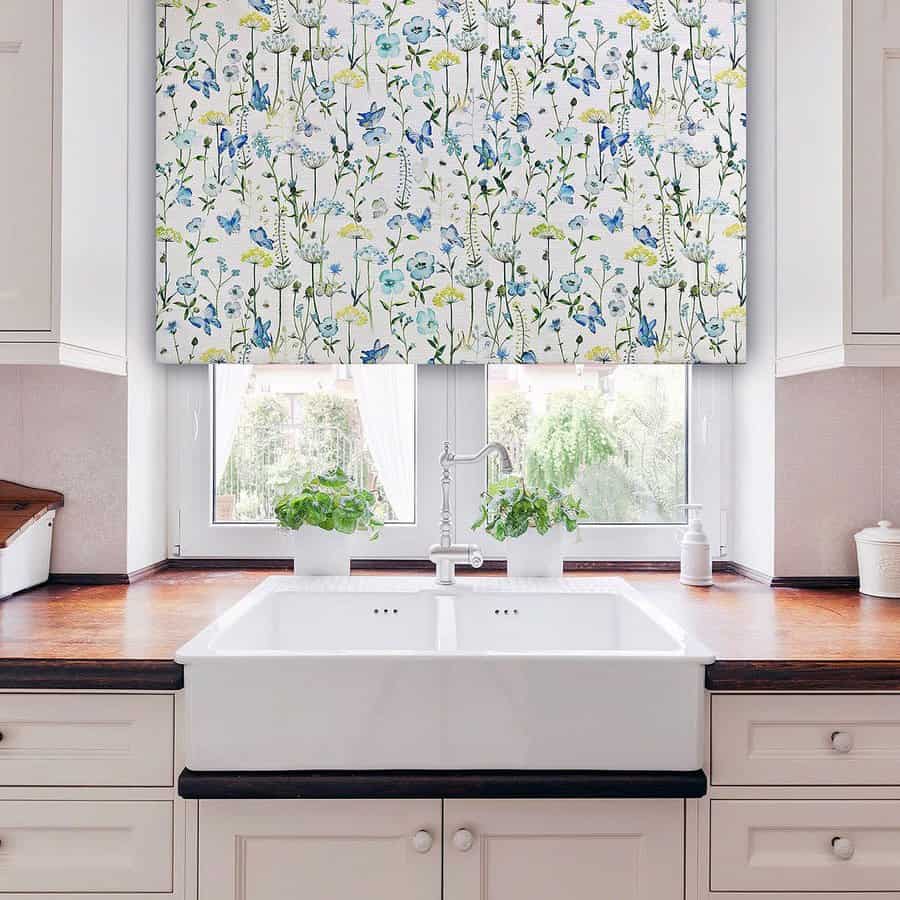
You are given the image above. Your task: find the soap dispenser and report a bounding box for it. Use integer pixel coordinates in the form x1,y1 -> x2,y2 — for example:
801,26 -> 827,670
676,504 -> 712,586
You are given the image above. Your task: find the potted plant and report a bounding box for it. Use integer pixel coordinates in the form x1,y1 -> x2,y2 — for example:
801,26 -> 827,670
472,477 -> 586,577
275,468 -> 382,575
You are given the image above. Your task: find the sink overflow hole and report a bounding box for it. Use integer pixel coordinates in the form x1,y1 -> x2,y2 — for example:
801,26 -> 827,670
493,609 -> 519,615
372,608 -> 400,615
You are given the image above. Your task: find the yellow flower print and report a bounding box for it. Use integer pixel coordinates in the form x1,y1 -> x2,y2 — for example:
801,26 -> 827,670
336,305 -> 369,327
585,345 -> 616,362
241,248 -> 274,267
156,226 -> 183,243
198,348 -> 235,363
618,10 -> 651,30
338,222 -> 374,240
722,305 -> 746,322
428,49 -> 461,71
723,222 -> 746,238
157,0 -> 182,6
333,68 -> 366,88
579,107 -> 610,124
530,223 -> 565,240
239,11 -> 271,31
433,285 -> 465,308
624,245 -> 658,267
714,67 -> 747,89
198,110 -> 233,127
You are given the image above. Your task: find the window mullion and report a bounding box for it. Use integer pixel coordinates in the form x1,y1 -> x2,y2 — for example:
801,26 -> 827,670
450,366 -> 490,551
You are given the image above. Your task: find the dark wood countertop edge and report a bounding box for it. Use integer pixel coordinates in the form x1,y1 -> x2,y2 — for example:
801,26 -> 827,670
178,768 -> 708,799
706,660 -> 900,691
0,659 -> 183,691
0,659 -> 899,692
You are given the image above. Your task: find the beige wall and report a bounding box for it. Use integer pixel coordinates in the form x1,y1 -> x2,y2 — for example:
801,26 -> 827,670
773,368 -> 897,577
0,365 -> 129,574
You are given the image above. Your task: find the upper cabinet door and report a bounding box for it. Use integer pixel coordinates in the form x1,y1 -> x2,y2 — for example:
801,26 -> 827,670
199,799 -> 441,900
0,0 -> 53,332
443,799 -> 684,900
853,0 -> 900,334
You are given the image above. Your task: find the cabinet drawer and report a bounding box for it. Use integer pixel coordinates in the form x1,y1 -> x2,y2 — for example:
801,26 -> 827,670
711,694 -> 900,785
710,800 -> 900,893
0,694 -> 174,786
0,800 -> 172,893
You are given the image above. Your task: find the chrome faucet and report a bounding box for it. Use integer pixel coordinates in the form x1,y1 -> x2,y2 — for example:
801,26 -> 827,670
429,441 -> 514,586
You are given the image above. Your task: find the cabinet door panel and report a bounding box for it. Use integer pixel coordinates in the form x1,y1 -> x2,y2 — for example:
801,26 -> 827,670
443,799 -> 683,900
0,0 -> 53,332
199,799 -> 441,900
853,1 -> 900,334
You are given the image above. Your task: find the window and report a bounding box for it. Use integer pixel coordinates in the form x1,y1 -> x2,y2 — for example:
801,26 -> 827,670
213,367 -> 415,525
487,366 -> 687,525
169,365 -> 728,561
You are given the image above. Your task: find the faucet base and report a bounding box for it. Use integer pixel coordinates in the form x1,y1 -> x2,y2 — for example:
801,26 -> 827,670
429,543 -> 484,586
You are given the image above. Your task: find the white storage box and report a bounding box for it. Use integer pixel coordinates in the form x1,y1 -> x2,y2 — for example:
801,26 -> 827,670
0,481 -> 63,599
855,520 -> 900,598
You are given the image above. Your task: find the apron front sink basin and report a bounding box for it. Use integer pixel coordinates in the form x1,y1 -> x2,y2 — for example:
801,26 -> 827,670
176,576 -> 713,771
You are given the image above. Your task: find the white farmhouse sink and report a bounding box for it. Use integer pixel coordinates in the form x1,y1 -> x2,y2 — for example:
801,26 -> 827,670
176,576 -> 713,772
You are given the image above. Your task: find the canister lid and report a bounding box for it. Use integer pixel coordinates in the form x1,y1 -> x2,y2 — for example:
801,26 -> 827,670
855,520 -> 900,544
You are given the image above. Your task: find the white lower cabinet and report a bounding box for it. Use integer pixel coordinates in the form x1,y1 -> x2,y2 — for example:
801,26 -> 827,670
0,692 -> 181,899
198,798 -> 684,900
705,694 -> 900,899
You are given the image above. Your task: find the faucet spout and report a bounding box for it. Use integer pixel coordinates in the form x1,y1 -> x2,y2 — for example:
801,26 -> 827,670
430,441 -> 513,586
440,441 -> 514,474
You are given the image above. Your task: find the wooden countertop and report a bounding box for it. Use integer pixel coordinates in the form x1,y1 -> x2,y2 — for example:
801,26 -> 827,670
1,569 -> 899,690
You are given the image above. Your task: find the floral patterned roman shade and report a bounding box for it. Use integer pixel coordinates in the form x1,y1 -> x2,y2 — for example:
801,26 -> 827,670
155,0 -> 746,364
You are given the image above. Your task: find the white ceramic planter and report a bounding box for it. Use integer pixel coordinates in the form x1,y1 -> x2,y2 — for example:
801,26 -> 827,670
504,527 -> 571,578
292,529 -> 355,576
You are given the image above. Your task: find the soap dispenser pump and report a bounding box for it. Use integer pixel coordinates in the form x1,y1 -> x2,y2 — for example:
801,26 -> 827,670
676,504 -> 712,587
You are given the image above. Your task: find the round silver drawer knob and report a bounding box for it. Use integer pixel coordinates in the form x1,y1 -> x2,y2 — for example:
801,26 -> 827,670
412,830 -> 433,854
831,731 -> 853,754
831,836 -> 854,860
453,828 -> 475,852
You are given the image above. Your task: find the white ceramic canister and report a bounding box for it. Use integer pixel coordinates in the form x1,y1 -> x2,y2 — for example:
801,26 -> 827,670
854,520 -> 900,598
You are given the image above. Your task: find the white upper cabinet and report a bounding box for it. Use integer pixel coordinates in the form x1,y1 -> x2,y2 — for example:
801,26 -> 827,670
0,1 -> 53,334
853,1 -> 900,335
0,0 -> 128,375
777,0 -> 900,376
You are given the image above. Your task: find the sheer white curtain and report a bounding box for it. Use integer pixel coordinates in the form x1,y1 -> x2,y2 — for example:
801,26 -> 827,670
350,366 -> 415,522
214,366 -> 253,486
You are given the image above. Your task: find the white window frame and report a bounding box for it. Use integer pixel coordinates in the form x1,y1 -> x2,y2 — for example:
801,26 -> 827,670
168,365 -> 731,562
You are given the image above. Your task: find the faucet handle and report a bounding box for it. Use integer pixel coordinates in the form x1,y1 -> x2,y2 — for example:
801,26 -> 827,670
468,545 -> 484,568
